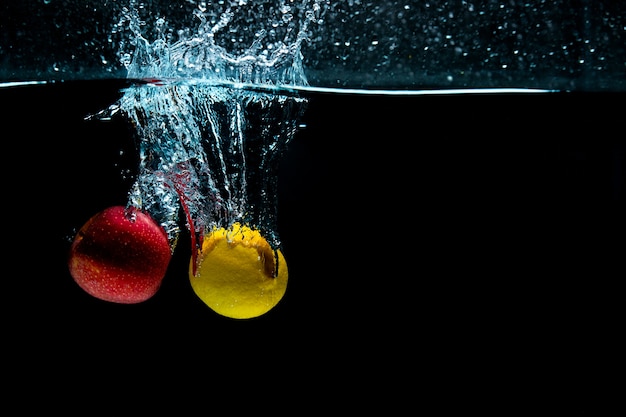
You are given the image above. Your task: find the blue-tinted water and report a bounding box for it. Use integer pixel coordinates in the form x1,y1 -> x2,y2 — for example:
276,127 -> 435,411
2,0 -> 624,411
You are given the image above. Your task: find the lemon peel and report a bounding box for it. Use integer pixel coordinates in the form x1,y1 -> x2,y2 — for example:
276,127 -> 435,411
189,223 -> 288,319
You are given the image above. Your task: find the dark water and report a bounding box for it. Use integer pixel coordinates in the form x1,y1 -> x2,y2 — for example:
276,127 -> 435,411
2,81 -> 623,412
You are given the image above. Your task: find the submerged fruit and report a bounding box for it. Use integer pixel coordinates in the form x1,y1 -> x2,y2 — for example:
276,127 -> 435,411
189,223 -> 288,319
68,206 -> 172,304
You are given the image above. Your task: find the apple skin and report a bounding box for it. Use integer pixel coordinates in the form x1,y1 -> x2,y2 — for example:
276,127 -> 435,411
68,206 -> 172,304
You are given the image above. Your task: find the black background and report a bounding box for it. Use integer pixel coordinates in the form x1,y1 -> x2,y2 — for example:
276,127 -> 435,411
2,81 -> 623,413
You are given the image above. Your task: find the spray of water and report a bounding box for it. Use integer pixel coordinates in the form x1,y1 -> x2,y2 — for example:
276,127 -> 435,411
98,1 -> 324,259
115,0 -> 324,86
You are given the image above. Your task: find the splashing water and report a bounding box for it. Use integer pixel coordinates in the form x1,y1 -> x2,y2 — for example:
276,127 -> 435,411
120,84 -> 307,255
98,0 -> 324,260
115,0 -> 324,86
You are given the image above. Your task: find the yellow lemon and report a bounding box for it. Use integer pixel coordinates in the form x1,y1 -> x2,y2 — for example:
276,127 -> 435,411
189,222 -> 288,319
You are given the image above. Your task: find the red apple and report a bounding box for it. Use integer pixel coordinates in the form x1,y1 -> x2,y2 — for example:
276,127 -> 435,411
68,206 -> 172,304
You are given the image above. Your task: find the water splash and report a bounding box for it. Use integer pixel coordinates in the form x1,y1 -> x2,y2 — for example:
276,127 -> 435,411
120,84 -> 307,253
115,0 -> 324,86
101,1 -> 320,256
